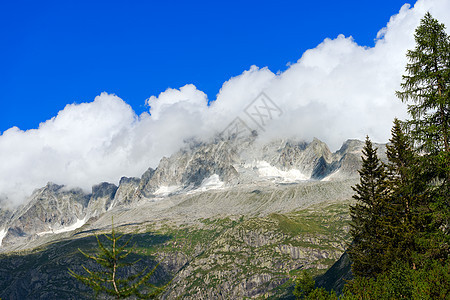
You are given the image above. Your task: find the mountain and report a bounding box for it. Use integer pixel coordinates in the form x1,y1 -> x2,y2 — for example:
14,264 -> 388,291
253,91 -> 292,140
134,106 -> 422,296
1,182 -> 117,249
0,137 -> 387,299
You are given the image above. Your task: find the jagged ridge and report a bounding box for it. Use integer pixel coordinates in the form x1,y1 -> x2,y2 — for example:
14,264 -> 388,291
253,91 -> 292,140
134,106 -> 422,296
0,137 -> 386,251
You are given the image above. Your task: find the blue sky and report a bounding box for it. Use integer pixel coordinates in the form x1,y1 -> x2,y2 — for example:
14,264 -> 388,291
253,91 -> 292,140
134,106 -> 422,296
2,0 -> 450,205
0,0 -> 410,132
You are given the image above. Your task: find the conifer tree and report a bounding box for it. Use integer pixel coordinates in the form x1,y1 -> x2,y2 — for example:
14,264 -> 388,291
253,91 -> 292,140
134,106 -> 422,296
396,12 -> 450,155
396,12 -> 450,262
384,119 -> 420,266
293,271 -> 315,299
341,13 -> 450,298
69,219 -> 164,299
348,136 -> 389,277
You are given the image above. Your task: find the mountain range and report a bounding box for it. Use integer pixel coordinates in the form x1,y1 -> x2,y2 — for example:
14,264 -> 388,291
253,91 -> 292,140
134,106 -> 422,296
0,136 -> 387,299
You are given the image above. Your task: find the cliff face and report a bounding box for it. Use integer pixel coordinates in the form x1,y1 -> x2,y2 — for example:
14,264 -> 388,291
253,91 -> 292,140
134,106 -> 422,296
1,182 -> 117,248
160,203 -> 350,299
2,184 -> 88,247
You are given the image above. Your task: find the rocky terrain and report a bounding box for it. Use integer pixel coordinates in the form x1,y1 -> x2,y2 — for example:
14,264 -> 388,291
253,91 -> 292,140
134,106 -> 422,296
0,137 -> 387,299
0,187 -> 354,299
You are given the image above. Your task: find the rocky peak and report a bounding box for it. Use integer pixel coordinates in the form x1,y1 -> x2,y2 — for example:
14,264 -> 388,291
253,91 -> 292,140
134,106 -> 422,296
140,140 -> 241,195
86,182 -> 118,218
109,177 -> 141,207
337,139 -> 365,156
0,136 -> 389,250
308,138 -> 333,161
42,182 -> 65,193
1,183 -> 90,248
91,182 -> 117,200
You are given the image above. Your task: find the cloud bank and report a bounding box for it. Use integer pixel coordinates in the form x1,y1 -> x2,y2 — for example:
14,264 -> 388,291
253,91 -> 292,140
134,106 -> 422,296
1,0 -> 449,206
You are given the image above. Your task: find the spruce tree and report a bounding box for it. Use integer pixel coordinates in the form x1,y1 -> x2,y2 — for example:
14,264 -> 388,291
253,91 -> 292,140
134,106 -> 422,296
384,119 -> 420,266
348,136 -> 389,277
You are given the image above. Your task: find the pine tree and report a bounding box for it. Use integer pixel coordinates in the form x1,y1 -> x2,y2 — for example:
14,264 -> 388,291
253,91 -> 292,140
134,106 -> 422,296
69,219 -> 164,299
348,136 -> 389,277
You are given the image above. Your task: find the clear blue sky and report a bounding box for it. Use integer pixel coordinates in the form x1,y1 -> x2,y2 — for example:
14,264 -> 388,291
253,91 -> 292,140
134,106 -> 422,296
0,0 -> 410,132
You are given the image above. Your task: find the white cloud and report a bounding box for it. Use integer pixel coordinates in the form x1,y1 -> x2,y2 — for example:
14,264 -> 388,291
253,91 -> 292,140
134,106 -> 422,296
1,0 -> 449,206
146,84 -> 208,120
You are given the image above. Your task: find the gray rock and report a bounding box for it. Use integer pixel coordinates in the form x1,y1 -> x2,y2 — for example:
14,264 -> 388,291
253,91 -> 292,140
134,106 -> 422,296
0,137 -> 385,252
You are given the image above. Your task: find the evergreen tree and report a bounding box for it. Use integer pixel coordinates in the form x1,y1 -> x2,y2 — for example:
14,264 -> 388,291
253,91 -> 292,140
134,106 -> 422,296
384,118 -> 419,266
348,136 -> 389,277
293,271 -> 340,300
69,219 -> 164,299
344,260 -> 450,299
333,13 -> 450,298
293,271 -> 315,299
396,12 -> 450,262
386,119 -> 415,186
396,12 -> 450,155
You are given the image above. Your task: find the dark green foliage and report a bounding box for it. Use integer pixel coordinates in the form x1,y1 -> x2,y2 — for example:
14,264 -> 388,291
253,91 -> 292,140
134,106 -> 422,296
385,119 -> 416,187
383,118 -> 420,266
293,12 -> 450,300
348,12 -> 449,279
300,259 -> 450,299
292,270 -> 342,300
303,287 -> 338,300
344,260 -> 450,299
348,136 -> 389,277
293,271 -> 315,299
415,148 -> 450,263
293,271 -> 339,300
396,12 -> 450,263
341,12 -> 450,299
0,233 -> 171,299
396,12 -> 450,155
69,220 -> 164,299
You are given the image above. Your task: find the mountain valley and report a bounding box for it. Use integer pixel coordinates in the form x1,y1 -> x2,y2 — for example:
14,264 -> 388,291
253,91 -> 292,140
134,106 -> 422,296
0,137 -> 386,299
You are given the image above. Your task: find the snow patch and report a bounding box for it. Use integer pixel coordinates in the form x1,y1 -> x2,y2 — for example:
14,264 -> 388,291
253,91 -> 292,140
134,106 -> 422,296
255,161 -> 308,182
0,228 -> 7,247
37,217 -> 87,236
185,174 -> 225,195
198,174 -> 224,191
154,185 -> 181,197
